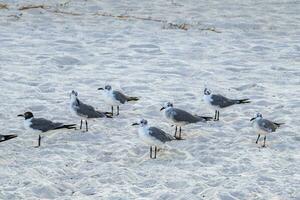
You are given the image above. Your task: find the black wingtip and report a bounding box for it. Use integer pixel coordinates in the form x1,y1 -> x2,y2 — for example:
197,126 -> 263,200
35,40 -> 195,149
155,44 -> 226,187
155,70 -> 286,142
202,116 -> 213,121
274,122 -> 284,127
104,112 -> 113,118
56,124 -> 77,130
0,134 -> 18,143
127,96 -> 139,101
174,137 -> 185,140
65,124 -> 77,129
237,99 -> 251,104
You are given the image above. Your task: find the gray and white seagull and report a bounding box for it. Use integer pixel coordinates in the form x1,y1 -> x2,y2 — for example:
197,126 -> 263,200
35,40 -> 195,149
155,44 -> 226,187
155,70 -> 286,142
0,134 -> 17,143
98,85 -> 139,116
203,88 -> 250,121
132,119 -> 176,159
250,113 -> 283,147
18,111 -> 76,147
70,90 -> 112,132
160,102 -> 212,140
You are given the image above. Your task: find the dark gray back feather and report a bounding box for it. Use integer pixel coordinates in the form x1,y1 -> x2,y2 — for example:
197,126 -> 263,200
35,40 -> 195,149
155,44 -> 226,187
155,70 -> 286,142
211,94 -> 236,108
31,118 -> 64,132
258,119 -> 281,132
171,108 -> 205,123
149,127 -> 174,142
113,91 -> 128,104
74,99 -> 106,118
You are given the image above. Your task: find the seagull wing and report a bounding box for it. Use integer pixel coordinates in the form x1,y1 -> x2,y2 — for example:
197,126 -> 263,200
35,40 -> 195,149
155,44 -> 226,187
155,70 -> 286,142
211,94 -> 236,108
113,91 -> 128,104
31,118 -> 63,132
149,127 -> 174,142
77,101 -> 106,118
258,119 -> 279,132
172,108 -> 200,123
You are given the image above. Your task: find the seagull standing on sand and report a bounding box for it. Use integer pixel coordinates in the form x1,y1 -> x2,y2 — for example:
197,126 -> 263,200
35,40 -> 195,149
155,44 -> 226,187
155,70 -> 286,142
98,85 -> 139,116
18,112 -> 76,147
0,134 -> 17,143
70,90 -> 112,132
250,113 -> 283,147
160,102 -> 212,140
132,119 -> 176,159
203,88 -> 250,121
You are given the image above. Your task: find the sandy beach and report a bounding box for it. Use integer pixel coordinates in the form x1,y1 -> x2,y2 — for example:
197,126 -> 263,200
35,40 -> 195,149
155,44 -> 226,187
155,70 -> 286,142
0,0 -> 299,199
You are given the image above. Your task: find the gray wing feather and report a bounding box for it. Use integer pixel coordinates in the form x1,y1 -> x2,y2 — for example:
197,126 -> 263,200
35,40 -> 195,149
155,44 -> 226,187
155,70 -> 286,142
75,99 -> 106,118
211,94 -> 236,108
113,91 -> 128,104
31,118 -> 63,132
172,108 -> 203,123
149,127 -> 174,142
258,119 -> 279,132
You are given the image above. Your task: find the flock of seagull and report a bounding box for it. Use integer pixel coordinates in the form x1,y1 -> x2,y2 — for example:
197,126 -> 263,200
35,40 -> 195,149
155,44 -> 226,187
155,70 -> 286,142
2,85 -> 283,159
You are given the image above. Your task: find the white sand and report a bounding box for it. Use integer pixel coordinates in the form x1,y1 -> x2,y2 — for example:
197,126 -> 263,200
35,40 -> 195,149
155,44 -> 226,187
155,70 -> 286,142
0,0 -> 299,199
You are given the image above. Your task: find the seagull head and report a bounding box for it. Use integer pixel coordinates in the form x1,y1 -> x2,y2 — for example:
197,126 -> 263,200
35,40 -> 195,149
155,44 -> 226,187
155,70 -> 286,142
70,90 -> 78,100
98,85 -> 112,91
160,102 -> 173,111
204,88 -> 211,95
18,111 -> 34,120
250,113 -> 263,121
132,119 -> 148,127
70,90 -> 78,97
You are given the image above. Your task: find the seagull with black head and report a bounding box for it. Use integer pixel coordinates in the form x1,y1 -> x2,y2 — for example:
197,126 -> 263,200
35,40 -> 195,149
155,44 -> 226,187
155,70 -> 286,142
18,111 -> 76,147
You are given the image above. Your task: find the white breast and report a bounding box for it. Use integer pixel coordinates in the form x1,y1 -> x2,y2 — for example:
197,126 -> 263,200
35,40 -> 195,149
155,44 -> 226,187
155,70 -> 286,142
252,120 -> 268,135
69,102 -> 80,118
24,118 -> 33,130
103,91 -> 121,106
203,94 -> 215,107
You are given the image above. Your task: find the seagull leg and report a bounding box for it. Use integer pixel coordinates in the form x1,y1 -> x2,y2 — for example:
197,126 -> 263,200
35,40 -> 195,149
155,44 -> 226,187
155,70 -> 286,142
179,126 -> 182,139
111,106 -> 114,116
35,135 -> 41,148
117,106 -> 119,115
174,126 -> 177,138
150,146 -> 152,159
154,146 -> 157,159
217,110 -> 220,121
214,110 -> 217,120
80,119 -> 82,129
256,134 -> 260,144
262,136 -> 267,147
85,120 -> 88,132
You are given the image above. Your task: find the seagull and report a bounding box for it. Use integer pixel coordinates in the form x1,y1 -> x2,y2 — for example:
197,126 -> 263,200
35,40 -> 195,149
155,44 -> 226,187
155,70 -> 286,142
160,102 -> 212,140
18,112 -> 76,147
0,134 -> 17,143
98,85 -> 139,116
132,119 -> 176,159
250,113 -> 283,147
70,90 -> 112,132
203,88 -> 250,121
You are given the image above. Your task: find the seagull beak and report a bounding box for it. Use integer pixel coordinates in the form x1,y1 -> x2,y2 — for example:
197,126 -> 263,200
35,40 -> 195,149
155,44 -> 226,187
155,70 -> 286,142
98,88 -> 104,90
160,107 -> 165,111
132,123 -> 139,126
250,117 -> 256,121
17,114 -> 24,117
